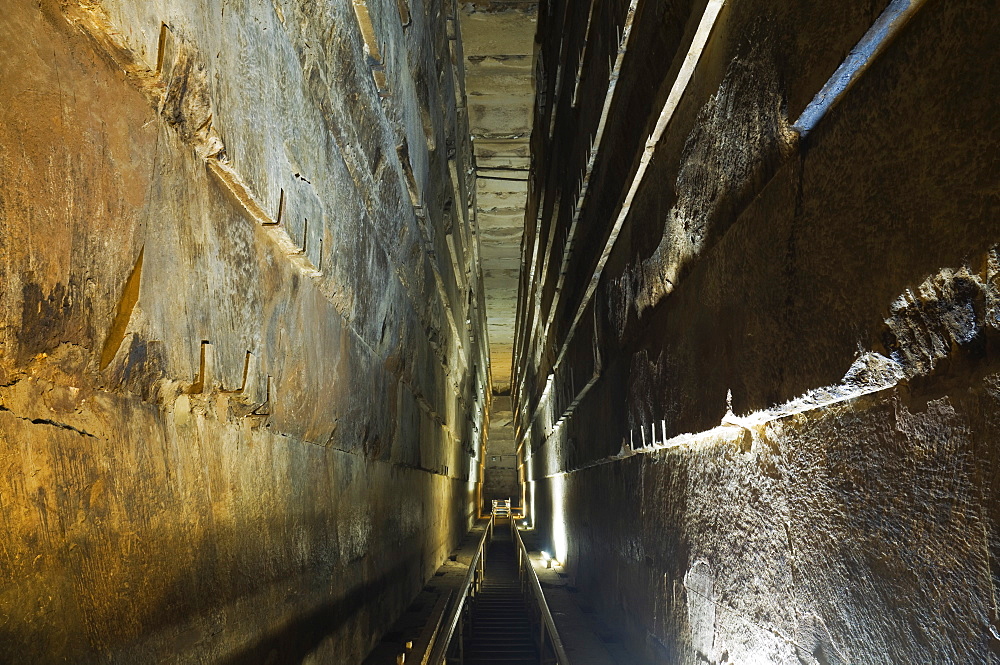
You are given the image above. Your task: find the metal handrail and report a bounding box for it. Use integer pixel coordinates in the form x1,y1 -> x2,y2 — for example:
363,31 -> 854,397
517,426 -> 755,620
428,514 -> 495,665
512,521 -> 570,664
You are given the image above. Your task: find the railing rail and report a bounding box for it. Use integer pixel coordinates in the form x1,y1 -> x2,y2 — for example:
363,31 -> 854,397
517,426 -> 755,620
512,520 -> 570,665
427,514 -> 495,665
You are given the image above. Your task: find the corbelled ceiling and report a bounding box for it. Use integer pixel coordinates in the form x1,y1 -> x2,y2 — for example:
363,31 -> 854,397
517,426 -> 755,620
460,1 -> 536,393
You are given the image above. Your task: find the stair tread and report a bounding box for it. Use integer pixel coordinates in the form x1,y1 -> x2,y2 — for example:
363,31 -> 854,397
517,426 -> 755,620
459,535 -> 546,664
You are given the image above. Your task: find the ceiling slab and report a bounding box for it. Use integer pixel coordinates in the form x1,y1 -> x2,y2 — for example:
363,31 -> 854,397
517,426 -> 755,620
461,2 -> 537,393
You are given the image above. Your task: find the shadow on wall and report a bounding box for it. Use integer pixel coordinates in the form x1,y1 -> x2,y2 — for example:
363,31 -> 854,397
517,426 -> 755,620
0,391 -> 444,665
218,560 -> 414,665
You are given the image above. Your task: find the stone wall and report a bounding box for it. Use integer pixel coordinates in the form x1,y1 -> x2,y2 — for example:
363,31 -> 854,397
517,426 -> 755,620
516,0 -> 1000,662
0,0 -> 488,661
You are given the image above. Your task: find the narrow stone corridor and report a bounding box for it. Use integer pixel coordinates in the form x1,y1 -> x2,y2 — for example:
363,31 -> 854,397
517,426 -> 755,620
1,0 -> 999,663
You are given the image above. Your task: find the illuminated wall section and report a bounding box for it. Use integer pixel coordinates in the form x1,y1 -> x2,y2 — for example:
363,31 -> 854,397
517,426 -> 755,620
514,0 -> 1000,661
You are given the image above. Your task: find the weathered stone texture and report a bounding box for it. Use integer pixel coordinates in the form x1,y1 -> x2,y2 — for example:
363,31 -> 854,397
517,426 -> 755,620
0,0 -> 487,661
517,0 -> 1000,662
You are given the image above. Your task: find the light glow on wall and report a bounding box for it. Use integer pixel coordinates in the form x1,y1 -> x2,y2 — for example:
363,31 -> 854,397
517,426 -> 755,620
526,478 -> 536,528
551,472 -> 568,564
